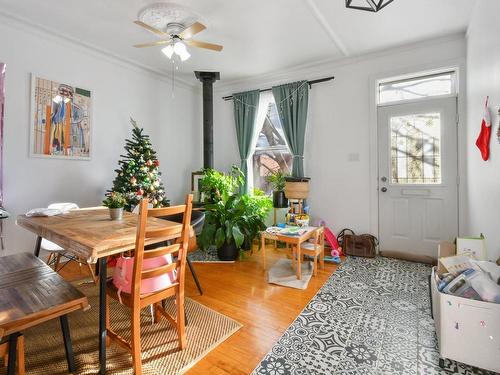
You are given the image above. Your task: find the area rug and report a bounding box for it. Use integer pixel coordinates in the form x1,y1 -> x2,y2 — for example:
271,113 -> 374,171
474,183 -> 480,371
267,259 -> 313,290
253,256 -> 495,375
187,247 -> 235,263
0,284 -> 241,375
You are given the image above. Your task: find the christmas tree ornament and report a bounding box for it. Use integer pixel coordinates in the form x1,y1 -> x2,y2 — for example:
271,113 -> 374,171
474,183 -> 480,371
475,97 -> 492,161
154,160 -> 160,167
130,176 -> 137,185
146,160 -> 153,166
137,188 -> 144,196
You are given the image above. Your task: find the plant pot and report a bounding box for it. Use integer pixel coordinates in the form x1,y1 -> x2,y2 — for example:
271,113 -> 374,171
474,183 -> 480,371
217,241 -> 239,261
109,207 -> 124,220
273,190 -> 288,208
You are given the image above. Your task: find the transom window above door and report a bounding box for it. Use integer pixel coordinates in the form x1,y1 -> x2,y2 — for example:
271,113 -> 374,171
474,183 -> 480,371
378,70 -> 457,104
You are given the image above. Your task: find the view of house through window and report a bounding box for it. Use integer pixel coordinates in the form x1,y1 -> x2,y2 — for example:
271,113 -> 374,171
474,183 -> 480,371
390,113 -> 442,184
252,98 -> 292,194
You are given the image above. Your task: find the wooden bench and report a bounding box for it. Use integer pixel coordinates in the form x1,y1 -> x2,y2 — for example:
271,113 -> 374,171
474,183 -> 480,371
0,252 -> 89,375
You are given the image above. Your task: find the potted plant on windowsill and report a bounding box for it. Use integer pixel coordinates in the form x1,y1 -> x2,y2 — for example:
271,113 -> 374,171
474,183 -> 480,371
103,191 -> 127,220
266,170 -> 288,208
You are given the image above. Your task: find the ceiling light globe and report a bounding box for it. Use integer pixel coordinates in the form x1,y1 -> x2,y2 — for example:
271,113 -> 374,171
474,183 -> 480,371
173,41 -> 187,55
179,50 -> 191,61
161,45 -> 174,59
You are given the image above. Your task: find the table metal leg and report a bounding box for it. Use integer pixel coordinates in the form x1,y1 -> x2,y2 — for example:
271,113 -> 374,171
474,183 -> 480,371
60,315 -> 76,372
7,332 -> 19,375
98,257 -> 107,374
187,258 -> 203,295
34,236 -> 42,258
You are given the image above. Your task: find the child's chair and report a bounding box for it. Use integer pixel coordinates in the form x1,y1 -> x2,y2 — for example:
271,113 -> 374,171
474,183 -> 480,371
105,195 -> 193,375
300,227 -> 325,276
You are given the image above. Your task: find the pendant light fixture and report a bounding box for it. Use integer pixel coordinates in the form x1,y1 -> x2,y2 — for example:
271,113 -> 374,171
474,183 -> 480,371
161,37 -> 191,61
345,0 -> 394,12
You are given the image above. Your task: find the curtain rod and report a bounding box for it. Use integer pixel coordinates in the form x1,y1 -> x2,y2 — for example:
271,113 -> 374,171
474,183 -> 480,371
222,76 -> 335,101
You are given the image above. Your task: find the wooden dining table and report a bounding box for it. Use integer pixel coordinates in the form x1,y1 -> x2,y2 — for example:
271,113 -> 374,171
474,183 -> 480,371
16,207 -> 180,375
260,226 -> 319,280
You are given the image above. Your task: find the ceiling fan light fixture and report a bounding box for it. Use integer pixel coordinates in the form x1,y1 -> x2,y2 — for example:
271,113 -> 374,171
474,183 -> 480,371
161,44 -> 174,59
173,40 -> 187,55
179,49 -> 191,61
345,0 -> 394,12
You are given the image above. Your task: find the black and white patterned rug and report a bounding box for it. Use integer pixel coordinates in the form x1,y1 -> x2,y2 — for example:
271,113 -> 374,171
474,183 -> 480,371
252,256 -> 496,375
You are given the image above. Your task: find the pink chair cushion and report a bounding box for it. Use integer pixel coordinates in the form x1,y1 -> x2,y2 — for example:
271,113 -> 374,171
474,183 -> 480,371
112,254 -> 176,297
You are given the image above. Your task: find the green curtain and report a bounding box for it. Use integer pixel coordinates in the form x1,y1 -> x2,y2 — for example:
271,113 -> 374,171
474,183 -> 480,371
272,81 -> 309,177
233,90 -> 260,194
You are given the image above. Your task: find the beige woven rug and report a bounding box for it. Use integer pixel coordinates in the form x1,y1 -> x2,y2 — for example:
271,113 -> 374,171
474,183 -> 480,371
0,284 -> 241,375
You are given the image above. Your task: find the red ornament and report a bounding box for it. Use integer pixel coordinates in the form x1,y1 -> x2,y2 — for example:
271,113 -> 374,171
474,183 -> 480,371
146,160 -> 153,166
153,160 -> 160,167
136,188 -> 144,196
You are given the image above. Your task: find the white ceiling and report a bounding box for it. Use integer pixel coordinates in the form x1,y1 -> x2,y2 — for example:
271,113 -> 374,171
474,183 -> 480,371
0,0 -> 476,84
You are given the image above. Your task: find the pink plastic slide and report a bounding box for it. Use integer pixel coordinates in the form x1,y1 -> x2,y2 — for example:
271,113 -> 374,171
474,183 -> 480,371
324,227 -> 343,256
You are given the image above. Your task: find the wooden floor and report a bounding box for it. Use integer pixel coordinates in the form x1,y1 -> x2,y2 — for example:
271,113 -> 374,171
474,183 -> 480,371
59,245 -> 339,375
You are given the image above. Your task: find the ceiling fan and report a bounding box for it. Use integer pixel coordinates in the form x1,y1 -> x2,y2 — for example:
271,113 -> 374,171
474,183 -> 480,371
133,20 -> 223,61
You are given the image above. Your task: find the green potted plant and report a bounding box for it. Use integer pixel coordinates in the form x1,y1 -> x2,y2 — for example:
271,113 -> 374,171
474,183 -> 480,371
266,170 -> 288,208
103,191 -> 127,220
199,166 -> 243,204
197,167 -> 272,260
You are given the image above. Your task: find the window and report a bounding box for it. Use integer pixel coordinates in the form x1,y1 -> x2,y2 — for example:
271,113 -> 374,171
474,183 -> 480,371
390,113 -> 441,184
379,71 -> 456,104
252,97 -> 292,194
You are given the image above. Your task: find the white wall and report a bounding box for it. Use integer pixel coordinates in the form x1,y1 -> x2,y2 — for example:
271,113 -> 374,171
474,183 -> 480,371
465,0 -> 500,261
0,17 -> 201,255
214,35 -> 466,238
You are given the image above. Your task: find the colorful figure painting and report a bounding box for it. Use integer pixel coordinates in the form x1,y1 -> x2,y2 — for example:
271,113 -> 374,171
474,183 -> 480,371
31,76 -> 91,159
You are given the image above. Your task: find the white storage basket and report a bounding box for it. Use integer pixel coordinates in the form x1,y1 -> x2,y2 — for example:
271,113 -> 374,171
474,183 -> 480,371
431,267 -> 500,373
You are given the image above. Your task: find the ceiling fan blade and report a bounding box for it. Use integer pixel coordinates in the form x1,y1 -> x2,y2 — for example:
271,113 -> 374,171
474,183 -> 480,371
134,20 -> 170,38
178,22 -> 206,40
133,40 -> 170,48
185,39 -> 223,52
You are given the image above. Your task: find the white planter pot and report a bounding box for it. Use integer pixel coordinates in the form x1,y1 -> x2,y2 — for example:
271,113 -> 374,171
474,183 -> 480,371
109,207 -> 124,220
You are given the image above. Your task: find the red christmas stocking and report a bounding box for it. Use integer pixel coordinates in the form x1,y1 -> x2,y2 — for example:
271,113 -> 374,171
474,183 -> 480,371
475,97 -> 492,161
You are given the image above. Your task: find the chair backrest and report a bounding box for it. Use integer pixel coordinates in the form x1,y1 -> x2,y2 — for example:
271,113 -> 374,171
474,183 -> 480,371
313,227 -> 325,250
131,194 -> 193,301
48,202 -> 79,211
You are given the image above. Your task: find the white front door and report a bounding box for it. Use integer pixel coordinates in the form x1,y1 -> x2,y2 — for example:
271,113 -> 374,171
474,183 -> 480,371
377,97 -> 458,258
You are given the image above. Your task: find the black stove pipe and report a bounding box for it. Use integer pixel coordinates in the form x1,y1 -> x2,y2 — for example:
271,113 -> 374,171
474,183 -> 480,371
194,71 -> 220,169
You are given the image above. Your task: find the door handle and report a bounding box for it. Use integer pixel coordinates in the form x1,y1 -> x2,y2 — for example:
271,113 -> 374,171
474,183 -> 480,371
381,176 -> 387,182
381,187 -> 387,193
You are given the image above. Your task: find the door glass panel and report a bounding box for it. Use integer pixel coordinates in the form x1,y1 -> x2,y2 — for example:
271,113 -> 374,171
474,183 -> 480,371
390,113 -> 441,184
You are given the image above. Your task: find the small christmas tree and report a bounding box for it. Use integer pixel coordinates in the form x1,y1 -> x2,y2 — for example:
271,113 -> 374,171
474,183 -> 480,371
107,118 -> 169,211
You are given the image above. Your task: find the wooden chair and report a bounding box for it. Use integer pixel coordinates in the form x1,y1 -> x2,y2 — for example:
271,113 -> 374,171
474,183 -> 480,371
0,335 -> 25,375
105,195 -> 193,375
43,203 -> 97,283
299,227 -> 325,276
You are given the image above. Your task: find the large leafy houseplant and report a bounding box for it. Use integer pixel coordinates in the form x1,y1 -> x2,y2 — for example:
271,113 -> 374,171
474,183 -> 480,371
198,167 -> 272,260
199,166 -> 243,203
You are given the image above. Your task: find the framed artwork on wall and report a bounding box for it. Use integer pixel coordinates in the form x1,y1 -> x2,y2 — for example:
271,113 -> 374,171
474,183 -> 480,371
30,74 -> 92,160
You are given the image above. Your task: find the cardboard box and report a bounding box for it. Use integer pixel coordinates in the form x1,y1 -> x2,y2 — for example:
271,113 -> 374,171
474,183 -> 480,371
457,236 -> 487,261
431,267 -> 500,373
437,241 -> 456,274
